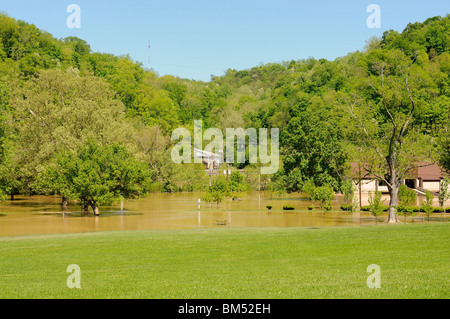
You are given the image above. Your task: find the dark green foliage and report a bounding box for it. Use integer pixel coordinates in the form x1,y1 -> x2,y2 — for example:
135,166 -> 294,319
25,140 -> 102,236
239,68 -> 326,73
340,204 -> 353,211
360,205 -> 389,212
282,205 -> 295,210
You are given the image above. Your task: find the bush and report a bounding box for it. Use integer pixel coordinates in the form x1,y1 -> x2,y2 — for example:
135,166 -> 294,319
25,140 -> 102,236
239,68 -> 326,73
266,205 -> 272,210
308,206 -> 313,210
340,204 -> 353,211
396,205 -> 421,213
229,171 -> 249,192
283,205 -> 295,211
361,205 -> 389,212
396,206 -> 444,213
324,205 -> 332,211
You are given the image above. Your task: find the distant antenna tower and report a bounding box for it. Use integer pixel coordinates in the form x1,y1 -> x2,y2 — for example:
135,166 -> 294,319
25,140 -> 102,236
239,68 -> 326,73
148,40 -> 151,67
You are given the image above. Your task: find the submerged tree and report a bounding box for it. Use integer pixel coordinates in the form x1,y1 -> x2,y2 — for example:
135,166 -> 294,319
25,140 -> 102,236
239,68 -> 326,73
42,140 -> 151,216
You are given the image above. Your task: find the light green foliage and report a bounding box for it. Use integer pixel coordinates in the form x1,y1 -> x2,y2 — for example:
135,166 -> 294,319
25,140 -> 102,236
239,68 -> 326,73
228,171 -> 248,192
42,139 -> 151,213
10,69 -> 137,193
368,191 -> 387,221
422,190 -> 435,221
201,189 -> 225,205
243,164 -> 271,191
302,180 -> 317,201
399,184 -> 417,206
438,177 -> 450,211
313,185 -> 335,211
201,177 -> 229,205
342,179 -> 358,213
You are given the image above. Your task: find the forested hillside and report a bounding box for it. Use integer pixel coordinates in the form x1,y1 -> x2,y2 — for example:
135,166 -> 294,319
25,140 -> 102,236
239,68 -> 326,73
0,13 -> 449,208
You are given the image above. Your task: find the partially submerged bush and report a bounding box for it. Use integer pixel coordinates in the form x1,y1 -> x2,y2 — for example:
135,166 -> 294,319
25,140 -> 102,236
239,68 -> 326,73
283,205 -> 295,211
361,205 -> 389,212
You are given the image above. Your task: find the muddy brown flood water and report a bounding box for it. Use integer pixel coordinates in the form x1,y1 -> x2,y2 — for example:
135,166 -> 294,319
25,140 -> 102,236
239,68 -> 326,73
0,192 -> 447,237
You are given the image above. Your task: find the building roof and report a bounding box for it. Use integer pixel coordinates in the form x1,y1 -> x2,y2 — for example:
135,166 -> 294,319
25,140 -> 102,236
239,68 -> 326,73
349,162 -> 447,181
415,162 -> 447,181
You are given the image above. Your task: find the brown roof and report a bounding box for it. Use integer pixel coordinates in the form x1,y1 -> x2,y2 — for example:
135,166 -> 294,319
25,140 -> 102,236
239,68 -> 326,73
415,162 -> 447,181
349,162 -> 447,181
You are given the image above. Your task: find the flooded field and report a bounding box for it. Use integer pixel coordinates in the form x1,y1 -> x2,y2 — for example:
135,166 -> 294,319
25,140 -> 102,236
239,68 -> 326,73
0,192 -> 448,237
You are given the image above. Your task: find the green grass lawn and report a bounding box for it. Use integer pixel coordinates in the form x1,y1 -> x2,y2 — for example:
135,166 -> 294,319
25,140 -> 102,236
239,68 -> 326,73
0,223 -> 449,299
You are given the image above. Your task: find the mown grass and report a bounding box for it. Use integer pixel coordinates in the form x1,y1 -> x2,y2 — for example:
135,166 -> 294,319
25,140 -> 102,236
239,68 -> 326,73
0,223 -> 449,299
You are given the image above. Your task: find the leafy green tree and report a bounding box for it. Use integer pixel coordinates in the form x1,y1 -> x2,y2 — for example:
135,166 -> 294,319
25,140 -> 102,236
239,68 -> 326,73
438,177 -> 450,213
43,140 -> 151,215
228,171 -> 248,192
421,190 -> 435,222
201,189 -> 225,206
10,69 -> 137,195
343,49 -> 436,223
398,184 -> 417,206
201,177 -> 228,206
281,103 -> 348,193
314,185 -> 335,212
341,179 -> 358,214
368,191 -> 387,223
302,179 -> 317,202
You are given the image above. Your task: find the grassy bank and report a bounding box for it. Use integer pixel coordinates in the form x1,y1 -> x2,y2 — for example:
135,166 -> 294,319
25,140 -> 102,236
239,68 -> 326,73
0,223 -> 449,299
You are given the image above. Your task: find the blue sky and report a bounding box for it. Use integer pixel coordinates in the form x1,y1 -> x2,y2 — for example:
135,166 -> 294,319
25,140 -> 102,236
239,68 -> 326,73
0,0 -> 448,81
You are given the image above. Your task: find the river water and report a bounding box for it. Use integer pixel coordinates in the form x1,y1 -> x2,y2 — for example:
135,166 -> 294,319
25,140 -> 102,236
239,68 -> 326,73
0,192 -> 447,237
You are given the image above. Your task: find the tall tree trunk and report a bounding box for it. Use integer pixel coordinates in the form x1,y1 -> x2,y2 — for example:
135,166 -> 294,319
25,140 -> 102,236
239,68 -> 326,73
10,193 -> 14,201
62,196 -> 69,214
91,202 -> 100,216
82,201 -> 89,216
387,183 -> 399,223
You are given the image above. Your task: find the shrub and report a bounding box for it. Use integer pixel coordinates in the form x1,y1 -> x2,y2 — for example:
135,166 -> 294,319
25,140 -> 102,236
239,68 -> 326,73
340,204 -> 353,211
229,171 -> 249,192
302,180 -> 316,200
324,205 -> 332,211
308,206 -> 313,210
361,205 -> 389,212
396,205 -> 421,213
283,205 -> 295,211
266,205 -> 272,210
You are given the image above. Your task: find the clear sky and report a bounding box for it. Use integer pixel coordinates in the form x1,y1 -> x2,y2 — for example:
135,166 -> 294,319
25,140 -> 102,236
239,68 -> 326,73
0,0 -> 448,81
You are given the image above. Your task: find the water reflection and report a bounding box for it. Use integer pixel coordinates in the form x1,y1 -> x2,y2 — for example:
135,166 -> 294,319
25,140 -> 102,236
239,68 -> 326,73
0,192 -> 448,237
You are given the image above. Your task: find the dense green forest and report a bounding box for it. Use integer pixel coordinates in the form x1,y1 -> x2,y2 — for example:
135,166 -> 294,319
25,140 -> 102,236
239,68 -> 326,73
0,13 -> 449,219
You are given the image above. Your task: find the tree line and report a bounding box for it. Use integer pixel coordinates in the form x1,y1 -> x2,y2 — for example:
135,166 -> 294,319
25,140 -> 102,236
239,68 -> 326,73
0,13 -> 449,221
